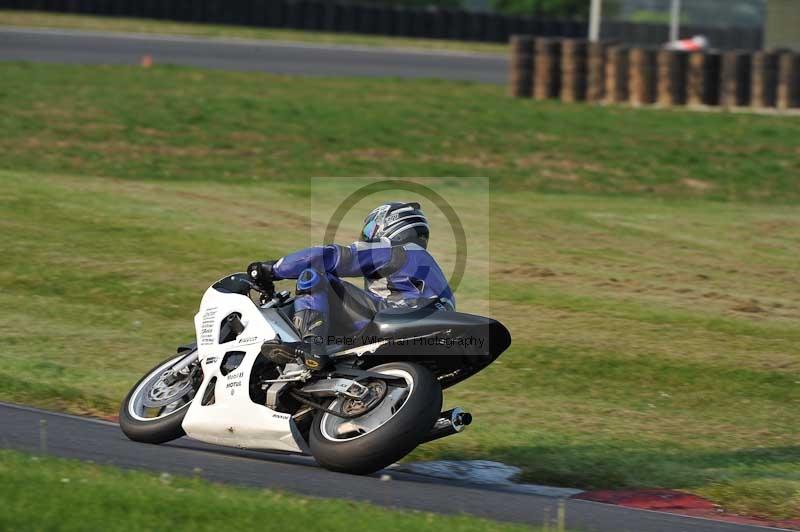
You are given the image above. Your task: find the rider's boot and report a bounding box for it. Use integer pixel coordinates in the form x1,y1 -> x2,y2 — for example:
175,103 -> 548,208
291,341 -> 331,371
291,309 -> 333,371
261,337 -> 331,372
262,311 -> 332,372
261,341 -> 300,367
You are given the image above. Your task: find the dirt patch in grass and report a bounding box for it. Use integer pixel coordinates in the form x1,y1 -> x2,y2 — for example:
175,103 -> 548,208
496,265 -> 559,279
421,153 -> 504,170
681,178 -> 715,191
326,148 -> 404,163
731,302 -> 767,314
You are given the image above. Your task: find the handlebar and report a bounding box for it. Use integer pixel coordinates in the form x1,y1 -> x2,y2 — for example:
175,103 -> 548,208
250,278 -> 275,297
260,289 -> 294,309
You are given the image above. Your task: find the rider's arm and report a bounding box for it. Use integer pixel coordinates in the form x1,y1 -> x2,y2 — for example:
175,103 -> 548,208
329,241 -> 407,278
269,246 -> 338,279
270,241 -> 404,279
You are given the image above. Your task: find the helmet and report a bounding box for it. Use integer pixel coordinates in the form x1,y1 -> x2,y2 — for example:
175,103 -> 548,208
360,202 -> 429,248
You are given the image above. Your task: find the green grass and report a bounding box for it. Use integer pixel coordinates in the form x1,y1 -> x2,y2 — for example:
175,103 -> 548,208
0,10 -> 508,54
0,63 -> 799,520
0,450 -> 542,531
1,63 -> 799,201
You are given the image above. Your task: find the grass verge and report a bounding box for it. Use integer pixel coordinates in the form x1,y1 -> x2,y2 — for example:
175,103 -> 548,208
0,450 -> 541,531
1,63 -> 799,201
0,63 -> 798,519
0,10 -> 508,54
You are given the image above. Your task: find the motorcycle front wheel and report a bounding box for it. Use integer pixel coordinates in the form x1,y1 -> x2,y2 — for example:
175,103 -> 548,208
119,351 -> 200,444
308,361 -> 442,475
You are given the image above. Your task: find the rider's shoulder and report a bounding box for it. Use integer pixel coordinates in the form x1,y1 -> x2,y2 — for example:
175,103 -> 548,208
349,237 -> 392,250
347,239 -> 429,257
400,243 -> 435,263
401,242 -> 427,252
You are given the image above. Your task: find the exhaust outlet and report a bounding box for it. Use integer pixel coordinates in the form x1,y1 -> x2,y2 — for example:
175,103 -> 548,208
422,407 -> 472,443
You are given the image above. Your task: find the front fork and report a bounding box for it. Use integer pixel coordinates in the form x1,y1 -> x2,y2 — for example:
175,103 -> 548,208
162,348 -> 199,385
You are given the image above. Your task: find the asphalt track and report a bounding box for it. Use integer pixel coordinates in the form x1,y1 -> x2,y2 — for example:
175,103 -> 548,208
0,27 -> 508,83
0,402 -> 784,532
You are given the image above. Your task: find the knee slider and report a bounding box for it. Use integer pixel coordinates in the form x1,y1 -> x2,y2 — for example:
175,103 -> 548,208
296,268 -> 322,295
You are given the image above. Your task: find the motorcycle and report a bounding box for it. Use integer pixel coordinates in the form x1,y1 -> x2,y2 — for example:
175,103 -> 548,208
120,272 -> 511,474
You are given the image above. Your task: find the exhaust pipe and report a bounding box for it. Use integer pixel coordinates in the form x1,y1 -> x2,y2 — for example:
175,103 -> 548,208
422,407 -> 472,443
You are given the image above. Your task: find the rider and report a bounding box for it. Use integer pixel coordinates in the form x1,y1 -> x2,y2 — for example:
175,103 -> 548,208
247,201 -> 454,371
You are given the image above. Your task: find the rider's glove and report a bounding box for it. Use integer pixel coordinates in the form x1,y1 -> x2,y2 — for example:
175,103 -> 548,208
247,260 -> 278,289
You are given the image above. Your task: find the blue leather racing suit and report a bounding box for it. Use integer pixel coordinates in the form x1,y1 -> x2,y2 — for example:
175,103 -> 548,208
272,238 -> 455,339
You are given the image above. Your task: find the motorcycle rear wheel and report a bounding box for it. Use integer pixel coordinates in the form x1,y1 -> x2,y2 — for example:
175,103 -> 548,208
308,361 -> 442,475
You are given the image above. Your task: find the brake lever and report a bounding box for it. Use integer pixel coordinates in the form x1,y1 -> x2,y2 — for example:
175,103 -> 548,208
245,276 -> 274,296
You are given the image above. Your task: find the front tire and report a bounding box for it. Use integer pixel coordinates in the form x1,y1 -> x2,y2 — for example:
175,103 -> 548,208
308,362 -> 442,475
119,352 -> 198,444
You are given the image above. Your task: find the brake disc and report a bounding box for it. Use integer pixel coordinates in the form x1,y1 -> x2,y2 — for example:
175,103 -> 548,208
142,369 -> 196,408
339,380 -> 387,417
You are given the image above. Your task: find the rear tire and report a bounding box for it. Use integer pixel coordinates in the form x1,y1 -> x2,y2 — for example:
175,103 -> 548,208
119,353 -> 196,444
308,362 -> 442,475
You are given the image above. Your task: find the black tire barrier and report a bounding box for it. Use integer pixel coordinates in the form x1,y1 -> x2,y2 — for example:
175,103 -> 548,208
751,51 -> 779,108
778,52 -> 800,109
720,51 -> 752,107
561,39 -> 588,102
509,34 -> 534,98
687,52 -> 719,106
533,38 -> 561,100
657,49 -> 689,106
628,48 -> 658,106
512,38 -> 794,113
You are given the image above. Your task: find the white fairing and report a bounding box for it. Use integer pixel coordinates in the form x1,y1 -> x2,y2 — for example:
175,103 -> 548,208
181,281 -> 305,453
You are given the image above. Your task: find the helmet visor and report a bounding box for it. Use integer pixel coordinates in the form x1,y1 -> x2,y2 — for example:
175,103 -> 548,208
362,220 -> 378,240
361,211 -> 379,241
